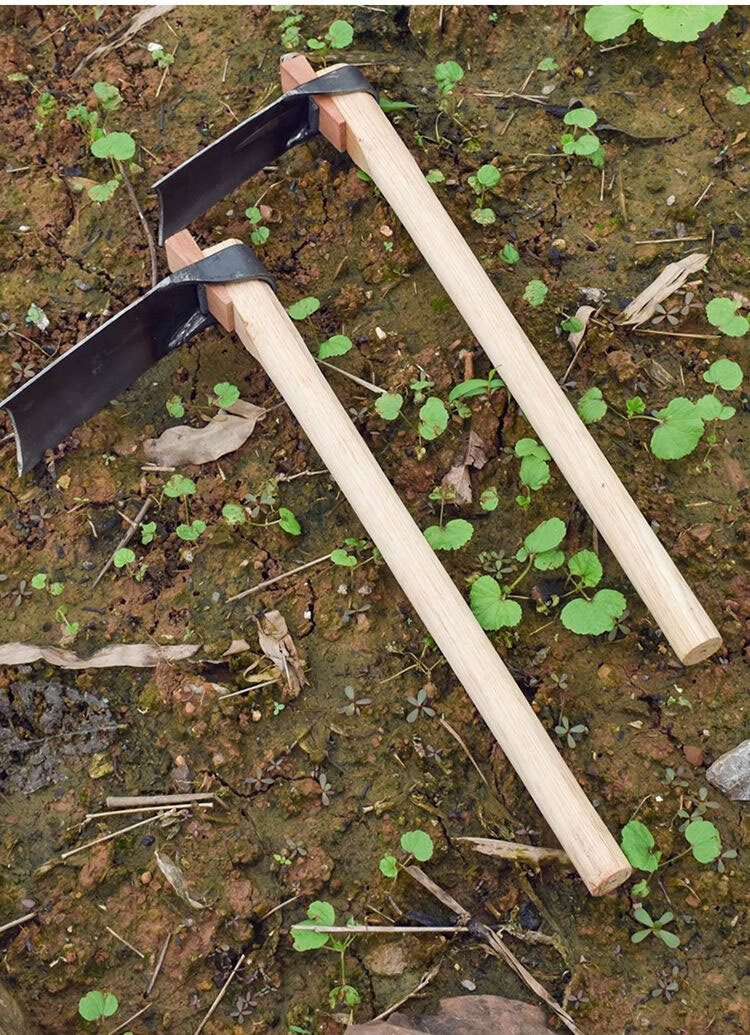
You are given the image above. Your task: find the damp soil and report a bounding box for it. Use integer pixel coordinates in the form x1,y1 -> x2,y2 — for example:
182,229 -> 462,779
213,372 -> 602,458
0,5 -> 749,1034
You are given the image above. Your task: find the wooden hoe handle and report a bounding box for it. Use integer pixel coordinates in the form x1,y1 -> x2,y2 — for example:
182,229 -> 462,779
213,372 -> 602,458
279,55 -> 721,668
165,230 -> 631,896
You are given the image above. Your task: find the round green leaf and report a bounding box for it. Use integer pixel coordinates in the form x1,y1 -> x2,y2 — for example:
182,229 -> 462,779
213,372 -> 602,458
641,4 -> 727,42
519,454 -> 550,491
434,60 -> 464,94
375,392 -> 403,421
470,576 -> 522,631
694,394 -> 735,421
330,548 -> 356,567
524,517 -> 566,555
620,820 -> 661,873
523,279 -> 548,306
480,486 -> 499,511
500,242 -> 520,264
245,205 -> 261,224
703,358 -> 743,391
214,381 -> 240,408
476,164 -> 501,187
308,900 -> 335,925
684,818 -> 721,863
726,85 -> 750,106
326,19 -> 354,48
561,588 -> 627,636
222,503 -> 245,525
292,921 -> 329,951
537,57 -> 559,72
577,386 -> 607,424
423,518 -> 473,551
79,990 -> 106,1021
400,829 -> 434,861
278,507 -> 301,536
563,107 -> 597,129
31,573 -> 47,589
93,81 -> 122,110
568,549 -> 602,588
101,993 -> 119,1018
472,207 -> 496,225
287,296 -> 320,320
570,133 -> 601,156
533,547 -> 565,571
418,397 -> 449,440
515,438 -> 550,460
113,547 -> 135,568
90,131 -> 135,161
426,169 -> 445,184
650,398 -> 704,460
705,298 -> 748,336
164,474 -> 196,498
379,854 -> 398,878
584,5 -> 642,41
318,334 -> 353,359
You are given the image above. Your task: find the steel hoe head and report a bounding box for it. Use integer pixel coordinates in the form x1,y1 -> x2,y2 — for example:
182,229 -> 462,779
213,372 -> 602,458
0,245 -> 272,475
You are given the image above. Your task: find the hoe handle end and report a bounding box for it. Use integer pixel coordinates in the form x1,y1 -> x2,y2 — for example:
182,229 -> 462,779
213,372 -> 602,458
164,230 -> 235,333
280,53 -> 348,151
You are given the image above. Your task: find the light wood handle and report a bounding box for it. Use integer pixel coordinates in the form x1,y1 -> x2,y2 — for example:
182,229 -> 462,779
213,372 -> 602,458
279,56 -> 721,668
165,231 -> 631,896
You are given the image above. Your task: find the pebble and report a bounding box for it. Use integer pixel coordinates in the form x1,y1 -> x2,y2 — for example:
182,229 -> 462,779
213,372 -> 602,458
706,738 -> 750,800
683,745 -> 704,766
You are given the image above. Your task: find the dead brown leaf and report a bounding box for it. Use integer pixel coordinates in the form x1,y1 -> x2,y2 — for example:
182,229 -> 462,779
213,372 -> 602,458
154,850 -> 206,909
143,402 -> 264,466
257,611 -> 307,699
441,430 -> 488,506
0,643 -> 200,669
617,252 -> 708,326
72,5 -> 177,75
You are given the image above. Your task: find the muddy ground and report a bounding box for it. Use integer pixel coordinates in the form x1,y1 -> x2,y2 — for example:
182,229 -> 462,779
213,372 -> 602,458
0,5 -> 748,1033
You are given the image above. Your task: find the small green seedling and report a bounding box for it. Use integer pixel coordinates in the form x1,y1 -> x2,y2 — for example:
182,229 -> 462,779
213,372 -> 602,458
631,908 -> 680,948
291,900 -> 360,1012
163,474 -> 196,499
91,131 -> 135,161
222,503 -> 246,526
140,521 -> 156,545
148,40 -> 175,68
560,107 -> 604,167
166,394 -> 184,418
405,687 -> 436,723
176,519 -> 206,542
278,507 -> 301,536
93,81 -> 122,111
621,820 -> 662,873
584,5 -> 727,43
554,714 -> 588,749
650,398 -> 704,460
113,547 -> 136,569
500,243 -> 520,264
287,296 -> 320,320
379,828 -> 434,878
331,547 -> 357,567
213,381 -> 240,408
480,486 -> 499,511
318,334 -> 353,359
523,279 -> 548,306
424,518 -> 473,551
31,573 -> 63,596
469,163 -> 501,225
426,168 -> 445,184
418,397 -> 449,441
561,315 -> 583,333
434,61 -> 464,95
448,370 -> 503,402
56,605 -> 80,639
26,304 -> 49,331
79,990 -> 119,1022
705,298 -> 749,338
726,85 -> 750,106
577,386 -> 607,424
245,205 -> 270,246
538,57 -> 559,72
375,393 -> 403,421
279,12 -> 303,48
515,437 -> 551,505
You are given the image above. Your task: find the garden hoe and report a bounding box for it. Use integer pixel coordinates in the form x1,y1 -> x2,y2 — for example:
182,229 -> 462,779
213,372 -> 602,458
155,56 -> 722,670
0,63 -> 707,898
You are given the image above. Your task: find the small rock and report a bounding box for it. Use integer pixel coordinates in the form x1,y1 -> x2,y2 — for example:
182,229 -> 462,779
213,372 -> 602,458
683,745 -> 704,767
519,901 -> 541,931
364,942 -> 407,976
706,739 -> 750,800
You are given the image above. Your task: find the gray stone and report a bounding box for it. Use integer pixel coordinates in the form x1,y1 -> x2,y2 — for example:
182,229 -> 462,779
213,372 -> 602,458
706,739 -> 750,800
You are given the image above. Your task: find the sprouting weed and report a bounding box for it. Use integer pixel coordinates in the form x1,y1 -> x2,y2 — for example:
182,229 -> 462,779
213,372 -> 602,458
340,686 -> 372,716
554,714 -> 588,749
405,687 -> 436,723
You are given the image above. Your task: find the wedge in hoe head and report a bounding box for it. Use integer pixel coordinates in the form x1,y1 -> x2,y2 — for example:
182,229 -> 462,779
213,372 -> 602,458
0,246 -> 273,475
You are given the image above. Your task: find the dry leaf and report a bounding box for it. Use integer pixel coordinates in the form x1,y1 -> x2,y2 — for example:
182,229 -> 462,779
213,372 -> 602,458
257,611 -> 307,699
73,5 -> 177,75
143,403 -> 264,466
0,643 -> 200,669
154,850 -> 206,909
441,430 -> 488,506
349,995 -> 550,1034
567,305 -> 594,350
617,253 -> 708,326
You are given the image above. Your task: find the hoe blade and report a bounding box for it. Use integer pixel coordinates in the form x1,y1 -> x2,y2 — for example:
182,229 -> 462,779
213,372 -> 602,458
1,245 -> 268,474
